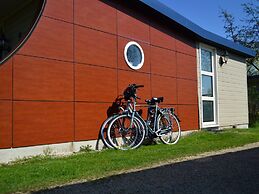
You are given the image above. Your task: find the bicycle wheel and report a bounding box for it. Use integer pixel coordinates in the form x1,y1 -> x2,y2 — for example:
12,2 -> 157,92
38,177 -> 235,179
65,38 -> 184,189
107,114 -> 145,150
100,115 -> 118,149
157,113 -> 181,145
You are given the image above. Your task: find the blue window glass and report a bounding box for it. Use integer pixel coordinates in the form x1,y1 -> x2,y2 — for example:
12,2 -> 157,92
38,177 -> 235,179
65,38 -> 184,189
202,75 -> 213,97
201,49 -> 212,72
126,45 -> 142,67
203,101 -> 214,122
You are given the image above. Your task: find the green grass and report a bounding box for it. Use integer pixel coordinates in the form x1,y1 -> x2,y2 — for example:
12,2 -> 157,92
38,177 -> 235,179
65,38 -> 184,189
1,126 -> 259,194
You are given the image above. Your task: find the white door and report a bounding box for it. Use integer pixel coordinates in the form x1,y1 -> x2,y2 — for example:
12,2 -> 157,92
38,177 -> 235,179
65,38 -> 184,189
200,47 -> 217,127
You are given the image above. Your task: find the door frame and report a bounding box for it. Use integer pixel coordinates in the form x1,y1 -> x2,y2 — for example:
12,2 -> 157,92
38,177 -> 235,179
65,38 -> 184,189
198,44 -> 218,128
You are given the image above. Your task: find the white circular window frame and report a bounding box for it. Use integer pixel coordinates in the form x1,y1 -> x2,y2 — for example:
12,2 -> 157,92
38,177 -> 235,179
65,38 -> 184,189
124,41 -> 145,70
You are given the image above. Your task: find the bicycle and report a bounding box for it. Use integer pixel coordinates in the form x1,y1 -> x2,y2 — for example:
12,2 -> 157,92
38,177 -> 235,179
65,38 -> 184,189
107,84 -> 181,150
100,96 -> 144,149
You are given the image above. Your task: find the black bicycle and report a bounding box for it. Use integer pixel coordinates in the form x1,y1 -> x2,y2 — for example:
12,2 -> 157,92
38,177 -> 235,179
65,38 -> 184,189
106,84 -> 181,150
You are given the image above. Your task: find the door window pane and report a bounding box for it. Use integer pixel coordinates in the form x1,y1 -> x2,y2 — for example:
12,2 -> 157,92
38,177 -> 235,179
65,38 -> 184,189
201,49 -> 212,72
203,101 -> 214,122
202,75 -> 213,97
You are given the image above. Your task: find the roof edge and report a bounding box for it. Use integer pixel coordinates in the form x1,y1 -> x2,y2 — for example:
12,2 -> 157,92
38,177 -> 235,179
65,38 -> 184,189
139,0 -> 256,58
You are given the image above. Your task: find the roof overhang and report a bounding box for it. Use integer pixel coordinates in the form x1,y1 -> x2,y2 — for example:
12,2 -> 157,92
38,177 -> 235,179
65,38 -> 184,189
139,0 -> 256,58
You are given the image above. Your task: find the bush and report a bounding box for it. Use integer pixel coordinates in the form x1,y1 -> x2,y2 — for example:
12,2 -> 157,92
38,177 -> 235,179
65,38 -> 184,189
248,85 -> 259,127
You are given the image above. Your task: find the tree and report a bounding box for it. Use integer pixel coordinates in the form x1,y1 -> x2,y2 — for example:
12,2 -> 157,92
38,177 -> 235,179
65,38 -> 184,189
220,0 -> 259,76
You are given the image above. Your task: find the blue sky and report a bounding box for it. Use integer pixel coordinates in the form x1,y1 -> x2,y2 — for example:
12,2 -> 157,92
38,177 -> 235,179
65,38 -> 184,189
158,0 -> 252,38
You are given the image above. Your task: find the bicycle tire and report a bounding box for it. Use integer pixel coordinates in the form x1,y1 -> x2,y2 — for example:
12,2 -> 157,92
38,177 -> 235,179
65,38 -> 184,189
107,114 -> 146,150
100,115 -> 118,149
157,113 -> 181,145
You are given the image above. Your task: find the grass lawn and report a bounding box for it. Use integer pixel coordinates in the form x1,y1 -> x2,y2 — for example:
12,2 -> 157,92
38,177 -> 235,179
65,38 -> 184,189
1,126 -> 259,194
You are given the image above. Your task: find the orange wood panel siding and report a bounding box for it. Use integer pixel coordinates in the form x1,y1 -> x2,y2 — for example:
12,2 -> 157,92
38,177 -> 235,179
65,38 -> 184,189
18,17 -> 73,62
0,58 -> 12,100
13,56 -> 74,101
0,101 -> 12,148
0,0 -> 199,148
13,101 -> 74,147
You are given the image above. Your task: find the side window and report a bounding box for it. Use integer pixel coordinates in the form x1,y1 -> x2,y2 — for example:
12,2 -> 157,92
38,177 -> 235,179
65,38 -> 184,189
200,47 -> 217,125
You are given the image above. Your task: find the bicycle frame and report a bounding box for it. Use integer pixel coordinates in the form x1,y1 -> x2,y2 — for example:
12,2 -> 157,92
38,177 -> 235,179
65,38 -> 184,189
127,97 -> 165,137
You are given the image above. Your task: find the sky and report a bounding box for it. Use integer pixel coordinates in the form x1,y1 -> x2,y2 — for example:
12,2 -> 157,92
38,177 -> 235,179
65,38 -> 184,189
158,0 -> 253,38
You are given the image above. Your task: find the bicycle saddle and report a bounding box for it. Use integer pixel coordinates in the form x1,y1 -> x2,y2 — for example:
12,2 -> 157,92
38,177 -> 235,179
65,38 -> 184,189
145,97 -> 164,104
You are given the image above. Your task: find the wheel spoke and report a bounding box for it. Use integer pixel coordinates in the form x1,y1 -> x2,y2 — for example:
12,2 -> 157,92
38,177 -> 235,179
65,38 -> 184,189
107,114 -> 145,150
158,113 -> 181,145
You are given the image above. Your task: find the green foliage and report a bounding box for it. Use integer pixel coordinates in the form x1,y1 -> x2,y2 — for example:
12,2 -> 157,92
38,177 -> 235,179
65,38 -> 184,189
1,127 -> 259,194
248,86 -> 259,126
43,147 -> 54,156
220,1 -> 259,51
79,145 -> 93,153
248,86 -> 259,105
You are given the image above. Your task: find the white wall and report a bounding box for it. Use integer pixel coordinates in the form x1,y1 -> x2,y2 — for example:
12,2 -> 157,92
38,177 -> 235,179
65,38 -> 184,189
217,53 -> 249,128
0,131 -> 195,163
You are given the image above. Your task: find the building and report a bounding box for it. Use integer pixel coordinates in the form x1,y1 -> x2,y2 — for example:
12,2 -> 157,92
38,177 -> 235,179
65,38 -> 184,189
0,0 -> 255,162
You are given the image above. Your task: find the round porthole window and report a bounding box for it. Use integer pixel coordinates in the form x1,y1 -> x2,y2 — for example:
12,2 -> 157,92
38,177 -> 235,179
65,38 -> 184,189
124,41 -> 144,70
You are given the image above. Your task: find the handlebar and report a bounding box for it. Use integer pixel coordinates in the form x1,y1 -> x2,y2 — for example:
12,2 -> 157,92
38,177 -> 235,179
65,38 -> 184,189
129,84 -> 144,89
135,84 -> 144,89
123,84 -> 144,101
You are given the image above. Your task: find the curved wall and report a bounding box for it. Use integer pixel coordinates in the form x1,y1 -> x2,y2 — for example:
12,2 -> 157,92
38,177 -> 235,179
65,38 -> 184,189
0,0 -> 199,149
0,0 -> 46,64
